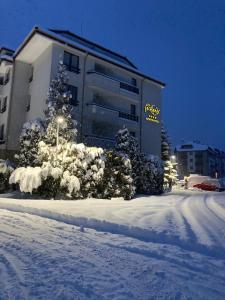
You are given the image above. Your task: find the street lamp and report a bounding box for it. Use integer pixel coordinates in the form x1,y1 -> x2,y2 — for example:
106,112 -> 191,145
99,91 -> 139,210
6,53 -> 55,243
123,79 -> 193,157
170,155 -> 176,163
56,116 -> 64,148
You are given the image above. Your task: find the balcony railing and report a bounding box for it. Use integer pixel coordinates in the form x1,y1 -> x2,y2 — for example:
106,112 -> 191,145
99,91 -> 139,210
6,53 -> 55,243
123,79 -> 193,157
87,102 -> 139,122
118,111 -> 138,122
84,134 -> 115,149
120,82 -> 139,94
87,71 -> 139,95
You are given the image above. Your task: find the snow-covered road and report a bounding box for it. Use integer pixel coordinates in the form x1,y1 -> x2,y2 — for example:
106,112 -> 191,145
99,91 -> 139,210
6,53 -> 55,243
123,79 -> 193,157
0,190 -> 225,299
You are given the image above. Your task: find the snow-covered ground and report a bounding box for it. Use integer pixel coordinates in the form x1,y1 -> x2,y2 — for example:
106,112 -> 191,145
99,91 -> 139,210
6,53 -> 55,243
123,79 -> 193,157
0,190 -> 225,299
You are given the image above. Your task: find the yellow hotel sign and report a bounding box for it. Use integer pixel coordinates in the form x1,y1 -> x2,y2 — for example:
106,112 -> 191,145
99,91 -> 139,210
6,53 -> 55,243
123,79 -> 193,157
144,104 -> 160,123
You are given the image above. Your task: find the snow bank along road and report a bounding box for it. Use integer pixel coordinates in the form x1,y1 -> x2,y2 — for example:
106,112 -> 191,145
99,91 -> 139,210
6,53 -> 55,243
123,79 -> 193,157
0,190 -> 225,299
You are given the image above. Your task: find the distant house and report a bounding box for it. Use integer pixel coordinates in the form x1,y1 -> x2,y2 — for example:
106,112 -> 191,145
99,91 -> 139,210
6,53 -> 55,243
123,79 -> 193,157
0,27 -> 165,160
175,142 -> 225,179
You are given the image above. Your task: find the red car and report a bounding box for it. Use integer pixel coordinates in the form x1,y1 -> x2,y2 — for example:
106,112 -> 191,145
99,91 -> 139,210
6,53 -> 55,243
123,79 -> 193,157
194,179 -> 225,192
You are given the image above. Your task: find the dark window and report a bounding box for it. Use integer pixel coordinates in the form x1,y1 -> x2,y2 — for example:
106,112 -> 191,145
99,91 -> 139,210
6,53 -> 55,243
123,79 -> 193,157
130,104 -> 136,115
130,131 -> 136,137
67,85 -> 79,106
0,124 -> 4,140
26,95 -> 31,111
4,70 -> 10,85
29,67 -> 33,83
63,52 -> 79,73
1,97 -> 7,113
131,78 -> 137,86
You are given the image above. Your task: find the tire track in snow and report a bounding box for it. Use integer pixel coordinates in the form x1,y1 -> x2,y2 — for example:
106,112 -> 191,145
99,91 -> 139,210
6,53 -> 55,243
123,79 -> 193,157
0,251 -> 29,300
0,202 -> 225,259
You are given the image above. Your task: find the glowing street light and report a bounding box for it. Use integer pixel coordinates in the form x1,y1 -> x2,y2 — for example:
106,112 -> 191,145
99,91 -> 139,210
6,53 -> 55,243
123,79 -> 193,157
56,116 -> 64,148
170,155 -> 176,163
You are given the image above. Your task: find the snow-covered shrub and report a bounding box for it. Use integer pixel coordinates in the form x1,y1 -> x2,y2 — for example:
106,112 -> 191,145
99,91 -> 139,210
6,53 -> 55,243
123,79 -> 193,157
0,159 -> 14,193
9,163 -> 63,195
15,118 -> 45,167
97,150 -> 135,200
37,141 -> 105,198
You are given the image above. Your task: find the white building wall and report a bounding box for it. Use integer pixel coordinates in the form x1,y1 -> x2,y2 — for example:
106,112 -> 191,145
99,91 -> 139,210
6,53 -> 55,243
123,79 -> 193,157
26,45 -> 53,121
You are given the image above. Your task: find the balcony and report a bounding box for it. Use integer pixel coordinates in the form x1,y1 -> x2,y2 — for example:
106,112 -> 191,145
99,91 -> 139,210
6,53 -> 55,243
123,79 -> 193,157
86,71 -> 139,100
86,103 -> 139,122
120,82 -> 139,94
119,111 -> 138,122
84,134 -> 115,149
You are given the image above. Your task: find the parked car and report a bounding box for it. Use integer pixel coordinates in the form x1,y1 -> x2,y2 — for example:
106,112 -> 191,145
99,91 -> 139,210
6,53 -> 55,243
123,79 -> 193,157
193,179 -> 225,192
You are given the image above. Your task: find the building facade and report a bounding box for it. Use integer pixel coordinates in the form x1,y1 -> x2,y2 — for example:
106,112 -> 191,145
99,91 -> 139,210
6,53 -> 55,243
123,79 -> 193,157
175,142 -> 225,179
0,27 -> 165,160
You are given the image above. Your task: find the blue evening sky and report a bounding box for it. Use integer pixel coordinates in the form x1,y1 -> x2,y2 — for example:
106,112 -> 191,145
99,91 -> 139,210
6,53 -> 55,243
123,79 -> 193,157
1,0 -> 225,150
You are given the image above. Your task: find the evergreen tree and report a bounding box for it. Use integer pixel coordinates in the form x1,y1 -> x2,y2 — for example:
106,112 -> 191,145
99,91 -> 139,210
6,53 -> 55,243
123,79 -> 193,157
44,60 -> 77,146
139,155 -> 164,194
98,150 -> 135,200
161,124 -> 178,189
115,126 -> 143,191
15,119 -> 44,167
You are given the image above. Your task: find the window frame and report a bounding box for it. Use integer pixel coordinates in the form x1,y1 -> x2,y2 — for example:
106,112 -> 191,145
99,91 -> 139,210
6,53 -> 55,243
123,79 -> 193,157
63,51 -> 80,73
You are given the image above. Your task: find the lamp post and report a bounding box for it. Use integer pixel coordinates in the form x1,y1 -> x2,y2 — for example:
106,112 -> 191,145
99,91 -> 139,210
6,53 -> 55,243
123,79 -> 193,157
56,116 -> 64,148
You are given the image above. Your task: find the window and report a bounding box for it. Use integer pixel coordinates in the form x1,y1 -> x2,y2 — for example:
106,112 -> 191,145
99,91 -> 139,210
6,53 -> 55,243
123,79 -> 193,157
67,85 -> 79,106
29,67 -> 33,83
0,124 -> 4,140
1,97 -> 7,113
131,78 -> 137,86
26,95 -> 31,111
4,70 -> 10,85
63,52 -> 79,73
130,104 -> 136,115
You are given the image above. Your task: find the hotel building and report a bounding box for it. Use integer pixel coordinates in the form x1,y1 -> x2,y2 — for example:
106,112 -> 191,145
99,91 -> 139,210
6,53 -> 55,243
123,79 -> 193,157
0,27 -> 165,159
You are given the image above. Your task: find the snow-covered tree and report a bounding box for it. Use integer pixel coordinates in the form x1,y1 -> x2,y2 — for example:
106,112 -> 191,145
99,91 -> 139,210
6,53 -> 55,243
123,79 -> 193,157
15,119 -> 45,167
161,124 -> 178,189
115,126 -> 164,195
139,155 -> 164,194
115,126 -> 143,191
98,150 -> 135,200
44,60 -> 77,146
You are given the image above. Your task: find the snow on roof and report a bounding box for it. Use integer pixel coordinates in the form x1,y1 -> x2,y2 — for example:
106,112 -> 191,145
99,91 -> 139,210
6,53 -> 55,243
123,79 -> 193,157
176,142 -> 208,152
176,142 -> 225,154
42,28 -> 139,71
49,29 -> 137,69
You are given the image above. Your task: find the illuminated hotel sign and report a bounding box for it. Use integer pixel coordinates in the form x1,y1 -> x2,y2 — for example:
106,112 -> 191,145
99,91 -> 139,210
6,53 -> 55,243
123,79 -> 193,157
144,104 -> 160,123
